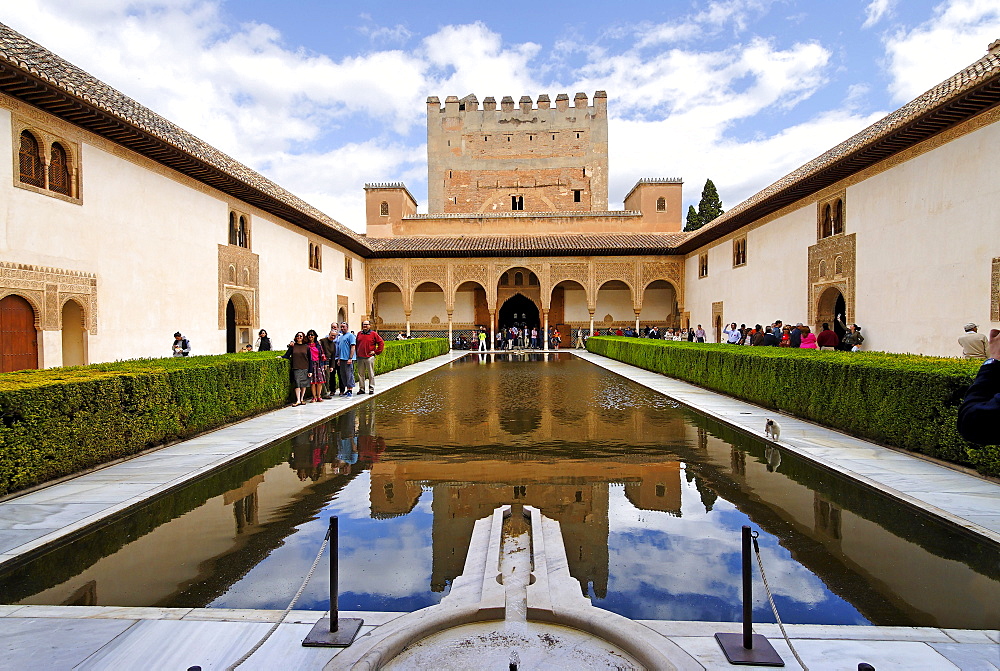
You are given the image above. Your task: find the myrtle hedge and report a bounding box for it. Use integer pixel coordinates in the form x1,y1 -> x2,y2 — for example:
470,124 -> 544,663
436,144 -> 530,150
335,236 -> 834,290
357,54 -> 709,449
0,338 -> 448,496
585,336 -> 998,475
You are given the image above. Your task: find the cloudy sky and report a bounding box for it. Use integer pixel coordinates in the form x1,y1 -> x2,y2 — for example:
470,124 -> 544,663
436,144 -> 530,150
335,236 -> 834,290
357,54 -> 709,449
2,0 -> 998,232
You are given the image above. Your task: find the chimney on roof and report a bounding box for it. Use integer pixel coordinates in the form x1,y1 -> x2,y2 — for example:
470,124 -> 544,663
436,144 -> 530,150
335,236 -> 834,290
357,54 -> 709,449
989,39 -> 1000,56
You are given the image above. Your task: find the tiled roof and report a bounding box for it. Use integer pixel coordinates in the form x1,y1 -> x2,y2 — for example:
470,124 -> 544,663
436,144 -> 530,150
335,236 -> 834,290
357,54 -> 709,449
365,233 -> 692,257
676,44 -> 1000,252
0,22 -> 369,255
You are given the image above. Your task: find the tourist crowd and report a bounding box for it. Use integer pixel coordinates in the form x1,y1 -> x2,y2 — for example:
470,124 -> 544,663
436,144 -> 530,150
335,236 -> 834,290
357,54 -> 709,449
582,314 -> 864,352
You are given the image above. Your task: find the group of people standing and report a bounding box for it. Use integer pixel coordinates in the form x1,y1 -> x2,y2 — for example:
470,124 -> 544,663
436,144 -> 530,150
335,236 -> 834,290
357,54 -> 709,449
280,321 -> 384,406
471,325 -> 561,350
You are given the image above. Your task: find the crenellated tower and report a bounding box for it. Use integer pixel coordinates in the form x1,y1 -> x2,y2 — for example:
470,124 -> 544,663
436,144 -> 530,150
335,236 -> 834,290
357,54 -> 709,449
426,91 -> 609,214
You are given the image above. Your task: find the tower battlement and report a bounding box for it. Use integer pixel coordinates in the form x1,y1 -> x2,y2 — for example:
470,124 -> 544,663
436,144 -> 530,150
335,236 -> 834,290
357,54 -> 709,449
426,91 -> 607,115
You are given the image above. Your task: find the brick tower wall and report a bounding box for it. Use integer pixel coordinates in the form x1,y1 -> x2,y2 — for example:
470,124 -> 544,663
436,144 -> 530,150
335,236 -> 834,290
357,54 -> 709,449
427,92 -> 609,215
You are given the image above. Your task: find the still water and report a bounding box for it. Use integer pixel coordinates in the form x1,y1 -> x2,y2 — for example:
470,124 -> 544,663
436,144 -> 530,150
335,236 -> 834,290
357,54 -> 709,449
2,354 -> 998,628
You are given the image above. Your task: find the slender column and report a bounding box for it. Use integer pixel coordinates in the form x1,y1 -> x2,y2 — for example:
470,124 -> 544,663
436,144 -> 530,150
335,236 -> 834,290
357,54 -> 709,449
405,312 -> 411,337
635,311 -> 641,333
447,311 -> 453,346
489,310 -> 495,349
542,309 -> 550,351
589,311 -> 595,337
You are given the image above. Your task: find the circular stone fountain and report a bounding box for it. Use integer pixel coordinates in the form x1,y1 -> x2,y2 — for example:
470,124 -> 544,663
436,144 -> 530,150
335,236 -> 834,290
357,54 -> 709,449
385,621 -> 641,670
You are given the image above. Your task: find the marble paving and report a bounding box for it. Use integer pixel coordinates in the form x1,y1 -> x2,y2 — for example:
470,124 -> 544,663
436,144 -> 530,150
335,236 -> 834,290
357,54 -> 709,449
0,350 -> 468,571
0,606 -> 995,669
572,350 -> 1000,545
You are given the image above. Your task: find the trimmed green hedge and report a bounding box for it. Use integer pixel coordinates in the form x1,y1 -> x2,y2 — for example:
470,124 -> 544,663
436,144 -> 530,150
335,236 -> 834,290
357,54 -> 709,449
585,336 -> 998,475
0,338 -> 448,496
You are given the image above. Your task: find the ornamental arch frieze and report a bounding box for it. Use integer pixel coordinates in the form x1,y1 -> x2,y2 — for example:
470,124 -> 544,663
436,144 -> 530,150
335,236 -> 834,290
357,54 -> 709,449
366,255 -> 689,327
637,259 -> 684,313
0,262 -> 98,333
808,233 -> 856,330
547,262 -> 591,310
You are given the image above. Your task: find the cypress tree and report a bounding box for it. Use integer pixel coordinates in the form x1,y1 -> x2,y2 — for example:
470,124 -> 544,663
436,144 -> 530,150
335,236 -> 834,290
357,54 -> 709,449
697,178 -> 724,225
684,205 -> 700,232
684,179 -> 725,231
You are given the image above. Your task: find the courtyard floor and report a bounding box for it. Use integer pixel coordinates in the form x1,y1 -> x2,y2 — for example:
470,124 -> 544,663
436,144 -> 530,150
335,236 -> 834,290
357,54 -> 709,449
0,349 -> 997,669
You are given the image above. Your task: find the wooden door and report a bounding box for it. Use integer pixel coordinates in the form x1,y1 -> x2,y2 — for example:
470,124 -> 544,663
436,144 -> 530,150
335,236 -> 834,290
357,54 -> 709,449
0,295 -> 38,372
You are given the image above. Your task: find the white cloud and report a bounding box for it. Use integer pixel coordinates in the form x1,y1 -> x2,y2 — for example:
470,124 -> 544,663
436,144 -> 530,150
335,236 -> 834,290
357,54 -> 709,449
884,0 -> 1000,102
862,0 -> 895,29
637,0 -> 776,48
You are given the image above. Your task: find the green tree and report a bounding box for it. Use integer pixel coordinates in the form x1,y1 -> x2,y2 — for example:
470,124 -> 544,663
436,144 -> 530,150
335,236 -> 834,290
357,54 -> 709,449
685,205 -> 700,232
684,179 -> 725,231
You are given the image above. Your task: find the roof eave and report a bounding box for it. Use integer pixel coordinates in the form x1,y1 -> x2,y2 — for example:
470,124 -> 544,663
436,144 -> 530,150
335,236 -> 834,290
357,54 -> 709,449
0,61 -> 372,257
675,71 -> 1000,255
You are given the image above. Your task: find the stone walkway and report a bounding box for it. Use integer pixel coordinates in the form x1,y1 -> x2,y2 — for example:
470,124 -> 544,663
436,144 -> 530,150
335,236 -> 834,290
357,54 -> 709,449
573,350 -> 1000,545
0,349 -> 997,669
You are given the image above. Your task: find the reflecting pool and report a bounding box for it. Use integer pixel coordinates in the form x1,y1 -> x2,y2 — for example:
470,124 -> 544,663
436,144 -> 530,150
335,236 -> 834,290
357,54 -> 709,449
1,353 -> 998,628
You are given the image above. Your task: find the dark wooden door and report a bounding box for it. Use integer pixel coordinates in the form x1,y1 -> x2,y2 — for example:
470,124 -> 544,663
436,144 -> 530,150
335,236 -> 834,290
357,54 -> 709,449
0,295 -> 38,372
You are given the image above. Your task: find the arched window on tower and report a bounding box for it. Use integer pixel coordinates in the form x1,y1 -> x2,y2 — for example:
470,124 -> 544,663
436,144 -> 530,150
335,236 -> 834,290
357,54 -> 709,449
514,272 -> 524,286
49,143 -> 71,195
380,201 -> 389,216
500,272 -> 509,286
19,131 -> 44,188
237,215 -> 248,248
229,212 -> 238,245
656,197 -> 666,212
511,195 -> 523,211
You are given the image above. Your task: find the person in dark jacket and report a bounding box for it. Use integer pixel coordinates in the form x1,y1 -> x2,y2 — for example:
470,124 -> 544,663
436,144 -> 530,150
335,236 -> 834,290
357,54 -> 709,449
958,329 -> 1000,445
789,323 -> 803,348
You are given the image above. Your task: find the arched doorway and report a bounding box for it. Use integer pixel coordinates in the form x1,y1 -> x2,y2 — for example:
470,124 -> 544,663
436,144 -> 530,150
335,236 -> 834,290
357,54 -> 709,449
226,293 -> 252,353
61,300 -> 86,366
498,293 -> 539,332
0,294 -> 38,372
817,286 -> 847,349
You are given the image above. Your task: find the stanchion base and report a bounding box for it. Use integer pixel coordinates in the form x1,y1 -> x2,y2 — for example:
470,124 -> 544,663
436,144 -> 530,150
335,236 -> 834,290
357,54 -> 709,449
715,633 -> 784,666
302,618 -> 364,647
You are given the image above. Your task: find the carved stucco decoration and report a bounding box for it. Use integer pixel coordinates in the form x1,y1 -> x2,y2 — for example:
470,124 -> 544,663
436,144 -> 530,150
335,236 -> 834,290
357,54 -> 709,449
217,245 -> 260,331
991,257 -> 999,323
807,233 -> 856,329
0,261 -> 98,333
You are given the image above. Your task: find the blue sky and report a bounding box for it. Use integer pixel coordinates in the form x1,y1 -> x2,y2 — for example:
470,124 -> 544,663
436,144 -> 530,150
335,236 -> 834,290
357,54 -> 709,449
3,1 -> 999,231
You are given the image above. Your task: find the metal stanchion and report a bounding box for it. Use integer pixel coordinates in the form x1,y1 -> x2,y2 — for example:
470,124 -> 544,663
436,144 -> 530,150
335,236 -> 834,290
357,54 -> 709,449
714,525 -> 784,666
303,516 -> 364,647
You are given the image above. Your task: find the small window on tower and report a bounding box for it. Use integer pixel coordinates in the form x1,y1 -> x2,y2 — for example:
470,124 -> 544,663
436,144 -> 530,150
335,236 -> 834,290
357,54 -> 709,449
573,190 -> 582,203
380,201 -> 389,216
511,195 -> 524,211
656,197 -> 666,212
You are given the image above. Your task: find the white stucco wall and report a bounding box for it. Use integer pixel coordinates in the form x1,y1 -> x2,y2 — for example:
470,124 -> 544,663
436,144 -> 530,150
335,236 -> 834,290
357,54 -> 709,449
0,106 -> 368,365
850,122 -> 999,355
685,207 -> 814,341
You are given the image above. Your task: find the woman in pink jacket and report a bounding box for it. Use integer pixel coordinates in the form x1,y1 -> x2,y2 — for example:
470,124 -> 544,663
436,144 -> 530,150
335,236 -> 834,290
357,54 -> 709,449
799,325 -> 818,349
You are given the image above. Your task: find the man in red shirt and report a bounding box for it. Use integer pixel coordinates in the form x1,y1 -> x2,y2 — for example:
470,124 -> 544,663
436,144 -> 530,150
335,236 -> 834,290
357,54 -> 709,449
816,323 -> 840,351
355,319 -> 385,395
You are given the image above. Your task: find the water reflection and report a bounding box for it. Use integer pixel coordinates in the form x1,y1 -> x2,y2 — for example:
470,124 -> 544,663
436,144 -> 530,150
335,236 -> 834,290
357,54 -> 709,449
1,354 -> 998,629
